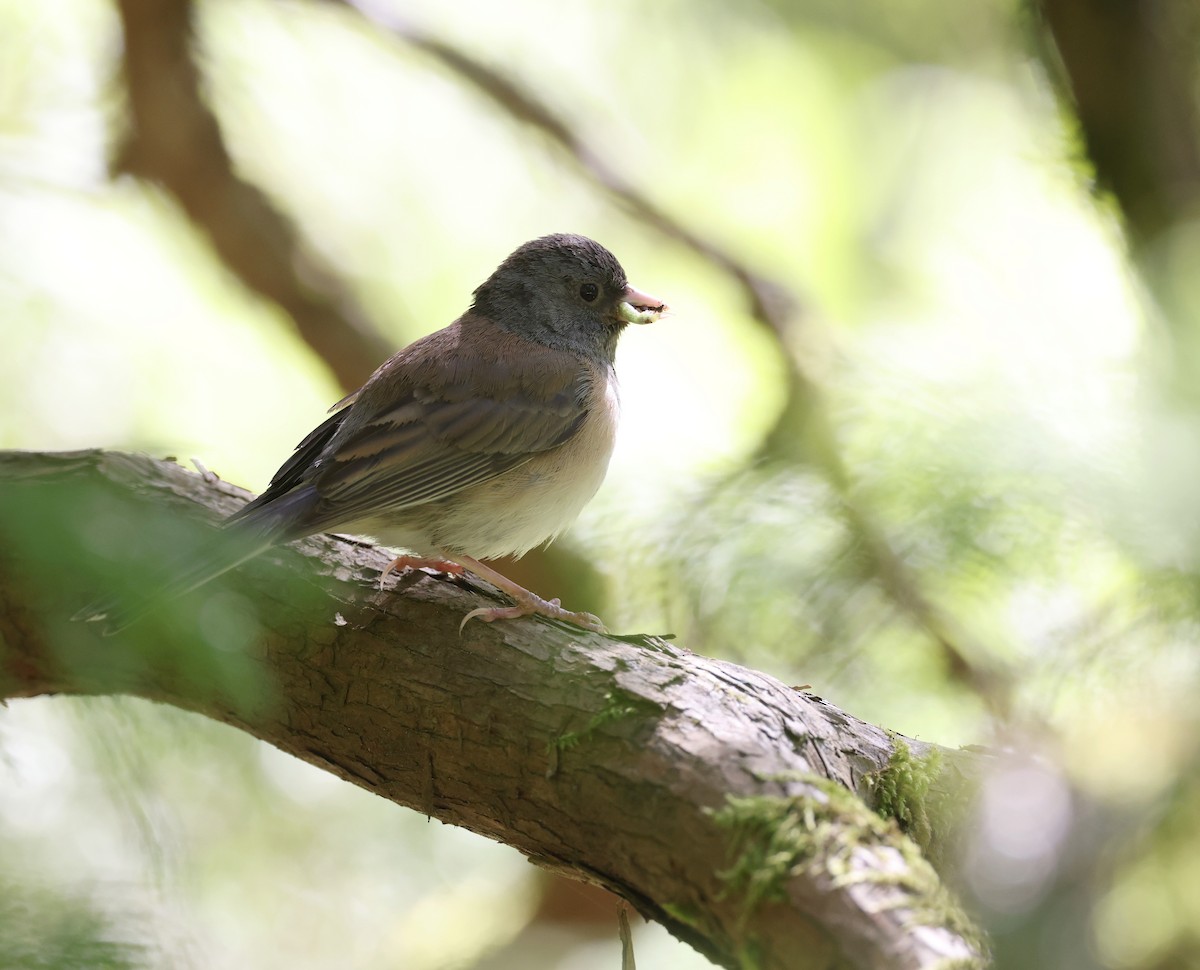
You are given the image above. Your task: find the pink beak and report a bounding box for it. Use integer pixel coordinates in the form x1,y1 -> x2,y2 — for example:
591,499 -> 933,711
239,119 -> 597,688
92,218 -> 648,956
617,283 -> 669,325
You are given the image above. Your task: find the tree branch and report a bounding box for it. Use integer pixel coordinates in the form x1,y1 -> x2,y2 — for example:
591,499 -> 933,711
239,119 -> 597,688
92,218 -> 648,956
0,450 -> 985,970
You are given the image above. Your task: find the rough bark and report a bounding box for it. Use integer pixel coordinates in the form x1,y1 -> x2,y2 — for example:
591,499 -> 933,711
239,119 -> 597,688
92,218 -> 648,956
0,450 -> 985,970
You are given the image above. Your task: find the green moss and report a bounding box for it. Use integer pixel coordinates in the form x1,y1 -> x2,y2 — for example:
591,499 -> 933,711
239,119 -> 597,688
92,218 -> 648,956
711,778 -> 905,922
661,900 -> 703,928
867,737 -> 977,873
548,689 -> 655,753
708,776 -> 988,962
736,936 -> 766,970
868,737 -> 943,851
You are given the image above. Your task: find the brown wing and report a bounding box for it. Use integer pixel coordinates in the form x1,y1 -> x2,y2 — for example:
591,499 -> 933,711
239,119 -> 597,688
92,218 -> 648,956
297,317 -> 593,531
224,407 -> 351,532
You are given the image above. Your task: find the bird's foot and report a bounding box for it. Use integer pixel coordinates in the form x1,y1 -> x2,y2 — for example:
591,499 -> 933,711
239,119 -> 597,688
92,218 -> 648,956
379,555 -> 465,590
448,554 -> 607,634
460,595 -> 606,634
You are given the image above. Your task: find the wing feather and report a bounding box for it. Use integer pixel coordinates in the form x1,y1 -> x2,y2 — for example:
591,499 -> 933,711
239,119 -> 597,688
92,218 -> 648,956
246,318 -> 595,537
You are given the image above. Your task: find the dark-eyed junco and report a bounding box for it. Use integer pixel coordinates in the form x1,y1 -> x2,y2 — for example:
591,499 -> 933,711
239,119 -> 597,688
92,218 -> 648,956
79,234 -> 667,634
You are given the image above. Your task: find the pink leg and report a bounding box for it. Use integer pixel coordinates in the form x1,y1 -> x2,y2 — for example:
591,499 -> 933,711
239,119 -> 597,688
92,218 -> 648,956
453,554 -> 606,633
379,555 -> 465,590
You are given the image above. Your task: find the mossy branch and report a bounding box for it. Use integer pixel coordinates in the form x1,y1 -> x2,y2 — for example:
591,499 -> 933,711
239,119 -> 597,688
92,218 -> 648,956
0,449 -> 987,970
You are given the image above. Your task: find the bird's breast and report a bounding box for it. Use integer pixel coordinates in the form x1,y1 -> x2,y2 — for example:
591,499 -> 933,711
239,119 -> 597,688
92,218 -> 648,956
432,369 -> 620,559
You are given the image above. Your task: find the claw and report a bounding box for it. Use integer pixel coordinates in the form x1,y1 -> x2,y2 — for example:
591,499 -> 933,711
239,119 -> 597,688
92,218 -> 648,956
457,596 -> 607,635
459,604 -> 524,633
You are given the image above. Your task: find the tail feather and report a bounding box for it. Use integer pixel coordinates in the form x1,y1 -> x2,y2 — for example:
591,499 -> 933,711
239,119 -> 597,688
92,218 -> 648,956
73,534 -> 279,634
74,485 -> 320,635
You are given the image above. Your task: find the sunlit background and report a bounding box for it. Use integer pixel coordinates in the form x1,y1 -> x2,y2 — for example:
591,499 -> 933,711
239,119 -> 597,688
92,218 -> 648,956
4,0 -> 1200,967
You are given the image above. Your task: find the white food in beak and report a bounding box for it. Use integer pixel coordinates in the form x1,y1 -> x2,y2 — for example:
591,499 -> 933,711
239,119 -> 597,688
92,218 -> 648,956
616,283 -> 669,325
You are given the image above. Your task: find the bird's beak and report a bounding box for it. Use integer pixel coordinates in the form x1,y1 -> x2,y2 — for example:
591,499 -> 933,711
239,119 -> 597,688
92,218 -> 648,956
615,283 -> 669,325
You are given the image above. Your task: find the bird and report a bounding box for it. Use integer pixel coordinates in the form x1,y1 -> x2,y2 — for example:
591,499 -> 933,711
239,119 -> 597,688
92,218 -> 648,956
77,233 -> 668,635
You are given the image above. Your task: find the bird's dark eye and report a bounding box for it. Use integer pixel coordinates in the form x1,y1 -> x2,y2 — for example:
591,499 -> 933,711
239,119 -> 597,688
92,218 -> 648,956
579,282 -> 599,302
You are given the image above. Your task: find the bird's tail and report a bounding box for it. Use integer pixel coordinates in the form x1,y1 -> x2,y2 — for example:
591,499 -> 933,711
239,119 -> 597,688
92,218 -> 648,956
73,486 -> 318,635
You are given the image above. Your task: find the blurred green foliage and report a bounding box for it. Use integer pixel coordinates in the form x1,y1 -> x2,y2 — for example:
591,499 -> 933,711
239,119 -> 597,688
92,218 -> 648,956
3,0 -> 1200,967
0,878 -> 149,970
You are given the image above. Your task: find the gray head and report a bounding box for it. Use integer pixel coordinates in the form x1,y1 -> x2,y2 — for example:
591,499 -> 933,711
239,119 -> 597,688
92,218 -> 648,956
471,234 -> 667,362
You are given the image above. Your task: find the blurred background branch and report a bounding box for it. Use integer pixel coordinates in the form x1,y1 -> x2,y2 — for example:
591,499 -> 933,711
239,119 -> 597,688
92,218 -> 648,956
114,0 -> 394,389
1035,0 -> 1200,250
